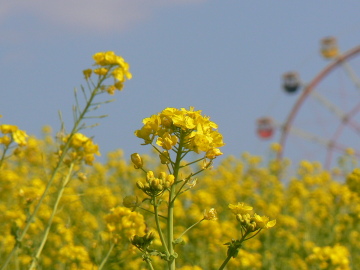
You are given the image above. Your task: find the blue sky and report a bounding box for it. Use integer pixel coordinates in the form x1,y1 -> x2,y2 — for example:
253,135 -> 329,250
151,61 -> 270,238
2,1 -> 360,167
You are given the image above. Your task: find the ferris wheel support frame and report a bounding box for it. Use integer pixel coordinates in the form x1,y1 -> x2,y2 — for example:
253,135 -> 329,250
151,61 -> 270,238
277,45 -> 360,167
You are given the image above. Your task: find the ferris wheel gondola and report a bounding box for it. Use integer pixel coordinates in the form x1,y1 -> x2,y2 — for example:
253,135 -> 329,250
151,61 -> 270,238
257,37 -> 360,168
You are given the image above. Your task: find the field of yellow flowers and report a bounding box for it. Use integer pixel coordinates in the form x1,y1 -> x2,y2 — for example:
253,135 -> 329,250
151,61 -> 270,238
1,52 -> 360,270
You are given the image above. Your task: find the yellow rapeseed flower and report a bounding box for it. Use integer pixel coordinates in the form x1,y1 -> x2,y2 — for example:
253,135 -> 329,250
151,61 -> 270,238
12,129 -> 28,146
93,67 -> 108,76
0,135 -> 11,146
82,69 -> 92,79
156,132 -> 178,150
0,124 -> 18,134
205,148 -> 223,159
135,107 -> 225,156
252,214 -> 276,229
270,142 -> 282,152
229,202 -> 253,215
203,208 -> 218,221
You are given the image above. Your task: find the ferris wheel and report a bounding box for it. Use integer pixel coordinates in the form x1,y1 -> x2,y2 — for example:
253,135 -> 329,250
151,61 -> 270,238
257,37 -> 360,169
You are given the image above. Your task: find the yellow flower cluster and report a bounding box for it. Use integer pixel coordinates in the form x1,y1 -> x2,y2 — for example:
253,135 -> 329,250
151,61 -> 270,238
0,124 -> 28,146
346,167 -> 360,195
58,244 -> 95,270
229,203 -> 276,231
2,131 -> 360,269
306,244 -> 350,269
83,51 -> 132,95
136,171 -> 175,196
60,133 -> 100,165
104,206 -> 147,241
135,107 -> 225,158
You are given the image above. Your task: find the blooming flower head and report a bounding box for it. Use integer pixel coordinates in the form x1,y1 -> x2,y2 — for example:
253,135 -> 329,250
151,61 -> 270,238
134,107 -> 225,157
61,133 -> 100,165
156,132 -> 178,150
252,214 -> 276,229
0,124 -> 28,146
228,202 -> 253,215
0,124 -> 18,134
93,51 -> 132,80
203,208 -> 218,221
206,148 -> 223,159
104,206 -> 146,239
83,51 -> 132,95
12,130 -> 28,146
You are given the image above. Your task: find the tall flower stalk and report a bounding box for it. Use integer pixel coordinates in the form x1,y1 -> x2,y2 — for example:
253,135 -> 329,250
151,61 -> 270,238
219,203 -> 276,270
128,107 -> 225,269
1,51 -> 132,270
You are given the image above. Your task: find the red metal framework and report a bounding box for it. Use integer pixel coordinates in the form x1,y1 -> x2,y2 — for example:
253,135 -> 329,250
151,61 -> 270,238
277,44 -> 360,168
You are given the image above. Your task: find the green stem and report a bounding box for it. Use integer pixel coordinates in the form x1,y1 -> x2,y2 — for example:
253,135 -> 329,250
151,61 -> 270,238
218,255 -> 232,270
144,256 -> 155,270
0,143 -> 10,169
218,232 -> 249,270
180,156 -> 205,168
171,177 -> 189,202
167,131 -> 185,270
153,197 -> 170,258
28,163 -> 74,270
98,242 -> 115,270
167,184 -> 176,270
139,206 -> 167,220
244,229 -> 262,241
172,167 -> 207,201
176,218 -> 204,241
1,76 -> 107,270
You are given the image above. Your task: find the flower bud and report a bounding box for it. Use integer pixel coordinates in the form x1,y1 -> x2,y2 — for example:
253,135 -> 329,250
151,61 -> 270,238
146,171 -> 155,181
94,67 -> 108,75
131,153 -> 143,169
145,231 -> 155,242
136,181 -> 145,190
150,178 -> 159,189
144,183 -> 150,190
163,182 -> 171,189
166,175 -> 175,186
155,183 -> 163,191
77,172 -> 87,182
161,116 -> 172,127
123,195 -> 139,211
203,208 -> 218,221
159,151 -> 171,164
83,69 -> 92,79
158,172 -> 166,181
131,235 -> 143,247
131,232 -> 154,249
248,221 -> 257,232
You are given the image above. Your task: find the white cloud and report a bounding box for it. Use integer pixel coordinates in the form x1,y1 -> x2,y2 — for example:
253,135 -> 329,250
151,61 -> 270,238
2,0 -> 206,33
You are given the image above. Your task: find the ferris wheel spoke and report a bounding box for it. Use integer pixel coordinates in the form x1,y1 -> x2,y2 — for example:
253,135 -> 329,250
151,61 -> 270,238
260,38 -> 360,168
340,60 -> 360,92
286,124 -> 331,147
310,90 -> 347,120
287,125 -> 357,156
310,90 -> 360,134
